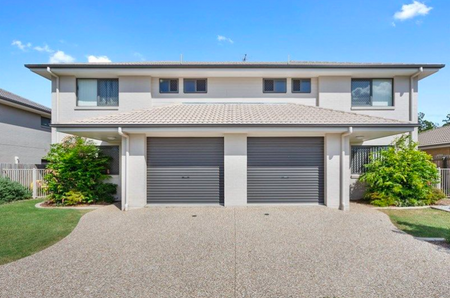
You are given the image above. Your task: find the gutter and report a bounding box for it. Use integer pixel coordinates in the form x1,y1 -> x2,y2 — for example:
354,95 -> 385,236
340,127 -> 353,211
46,67 -> 59,123
118,127 -> 129,211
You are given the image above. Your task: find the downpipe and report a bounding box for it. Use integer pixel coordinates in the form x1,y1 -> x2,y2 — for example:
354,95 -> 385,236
340,127 -> 353,210
46,67 -> 59,123
118,127 -> 129,211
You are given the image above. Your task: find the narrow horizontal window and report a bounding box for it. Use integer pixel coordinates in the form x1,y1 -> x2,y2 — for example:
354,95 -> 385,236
292,79 -> 311,93
160,79 -> 179,93
77,79 -> 119,107
263,79 -> 286,93
41,117 -> 51,128
351,79 -> 393,107
184,79 -> 207,93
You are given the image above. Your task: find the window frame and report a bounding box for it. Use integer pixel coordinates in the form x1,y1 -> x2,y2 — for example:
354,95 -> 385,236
76,78 -> 119,107
159,78 -> 179,94
183,78 -> 208,93
263,78 -> 287,93
40,116 -> 51,129
351,78 -> 394,107
292,78 -> 312,93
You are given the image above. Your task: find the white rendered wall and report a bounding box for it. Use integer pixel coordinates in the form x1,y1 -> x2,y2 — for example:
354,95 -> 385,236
125,134 -> 147,208
224,134 -> 247,206
324,134 -> 341,209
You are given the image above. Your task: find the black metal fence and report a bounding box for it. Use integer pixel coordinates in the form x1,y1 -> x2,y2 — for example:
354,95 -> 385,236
351,146 -> 389,174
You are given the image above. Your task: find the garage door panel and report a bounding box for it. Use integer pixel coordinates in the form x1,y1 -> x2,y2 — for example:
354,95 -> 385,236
247,137 -> 324,204
147,138 -> 224,205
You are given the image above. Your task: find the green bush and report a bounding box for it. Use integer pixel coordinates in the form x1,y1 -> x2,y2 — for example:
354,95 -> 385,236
360,136 -> 440,207
0,177 -> 32,204
44,136 -> 117,205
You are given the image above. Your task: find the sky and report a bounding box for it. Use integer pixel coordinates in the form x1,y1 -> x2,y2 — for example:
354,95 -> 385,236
0,0 -> 449,124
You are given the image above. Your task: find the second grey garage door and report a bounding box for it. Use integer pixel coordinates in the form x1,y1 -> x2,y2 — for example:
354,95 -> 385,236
147,137 -> 224,205
247,137 -> 324,204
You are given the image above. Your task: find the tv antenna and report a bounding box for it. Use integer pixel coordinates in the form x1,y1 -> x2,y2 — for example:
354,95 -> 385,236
242,54 -> 247,62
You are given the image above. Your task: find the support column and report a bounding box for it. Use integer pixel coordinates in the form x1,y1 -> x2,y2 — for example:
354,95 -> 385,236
224,134 -> 247,206
126,134 -> 147,209
341,135 -> 351,211
324,134 -> 340,209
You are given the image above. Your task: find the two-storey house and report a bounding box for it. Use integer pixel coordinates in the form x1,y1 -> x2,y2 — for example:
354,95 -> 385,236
26,61 -> 444,210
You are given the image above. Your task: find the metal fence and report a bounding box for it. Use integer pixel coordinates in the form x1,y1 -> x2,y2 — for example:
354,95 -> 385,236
1,169 -> 50,198
351,146 -> 390,174
439,168 -> 450,198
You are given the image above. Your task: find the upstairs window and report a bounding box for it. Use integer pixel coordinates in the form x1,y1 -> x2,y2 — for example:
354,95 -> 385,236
184,79 -> 207,93
351,79 -> 393,107
77,79 -> 119,107
160,79 -> 178,93
263,79 -> 286,93
41,117 -> 51,128
292,79 -> 311,93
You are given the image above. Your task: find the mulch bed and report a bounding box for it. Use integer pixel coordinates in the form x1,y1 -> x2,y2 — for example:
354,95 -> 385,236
436,199 -> 450,206
40,201 -> 111,208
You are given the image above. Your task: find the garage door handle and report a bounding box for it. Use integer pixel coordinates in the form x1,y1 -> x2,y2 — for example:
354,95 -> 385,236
182,176 -> 190,179
281,176 -> 289,179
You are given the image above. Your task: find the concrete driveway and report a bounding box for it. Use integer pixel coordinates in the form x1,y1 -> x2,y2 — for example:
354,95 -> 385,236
1,203 -> 450,298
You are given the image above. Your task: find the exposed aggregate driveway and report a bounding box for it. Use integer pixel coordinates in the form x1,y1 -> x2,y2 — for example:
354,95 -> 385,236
1,203 -> 450,298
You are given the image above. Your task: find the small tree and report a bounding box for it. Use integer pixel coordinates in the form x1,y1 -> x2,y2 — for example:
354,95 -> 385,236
44,136 -> 117,205
359,136 -> 444,207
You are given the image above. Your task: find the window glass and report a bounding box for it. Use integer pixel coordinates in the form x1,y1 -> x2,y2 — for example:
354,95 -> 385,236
184,79 -> 196,93
41,117 -> 51,128
77,79 -> 98,106
264,79 -> 274,92
160,79 -> 178,93
293,79 -> 311,93
274,80 -> 286,92
351,80 -> 371,106
98,79 -> 119,106
300,79 -> 311,93
196,79 -> 207,92
372,79 -> 393,106
98,146 -> 119,175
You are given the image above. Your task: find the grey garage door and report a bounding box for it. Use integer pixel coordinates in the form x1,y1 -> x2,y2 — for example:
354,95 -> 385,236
147,138 -> 224,205
247,137 -> 324,204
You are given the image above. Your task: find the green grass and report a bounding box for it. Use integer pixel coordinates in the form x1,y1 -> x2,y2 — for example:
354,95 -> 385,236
381,208 -> 450,238
0,199 -> 90,265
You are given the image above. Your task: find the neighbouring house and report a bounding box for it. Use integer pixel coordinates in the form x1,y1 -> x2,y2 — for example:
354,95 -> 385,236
0,88 -> 51,165
26,61 -> 444,210
419,125 -> 450,168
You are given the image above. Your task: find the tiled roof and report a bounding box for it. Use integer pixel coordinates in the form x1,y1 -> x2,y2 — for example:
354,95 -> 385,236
66,103 -> 412,126
0,88 -> 51,114
25,61 -> 445,69
419,125 -> 450,147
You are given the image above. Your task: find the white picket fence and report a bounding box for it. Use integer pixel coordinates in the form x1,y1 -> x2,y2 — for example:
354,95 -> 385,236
439,168 -> 450,198
1,169 -> 50,198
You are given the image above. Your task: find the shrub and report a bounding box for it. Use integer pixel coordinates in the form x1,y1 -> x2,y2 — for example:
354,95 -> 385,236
0,177 -> 32,204
360,136 -> 440,207
44,136 -> 117,205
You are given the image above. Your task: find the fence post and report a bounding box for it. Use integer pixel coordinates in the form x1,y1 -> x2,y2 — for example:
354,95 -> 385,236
437,167 -> 441,191
32,168 -> 37,198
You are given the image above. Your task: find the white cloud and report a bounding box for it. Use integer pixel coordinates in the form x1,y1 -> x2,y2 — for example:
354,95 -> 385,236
49,51 -> 75,63
87,55 -> 111,63
11,40 -> 31,51
133,52 -> 145,61
34,44 -> 53,53
217,35 -> 234,44
394,1 -> 432,21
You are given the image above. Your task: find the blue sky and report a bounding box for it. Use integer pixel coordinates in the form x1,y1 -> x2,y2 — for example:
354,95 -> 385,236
1,0 -> 449,123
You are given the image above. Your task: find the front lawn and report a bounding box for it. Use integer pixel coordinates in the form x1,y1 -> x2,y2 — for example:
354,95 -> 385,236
381,208 -> 450,238
0,199 -> 90,265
